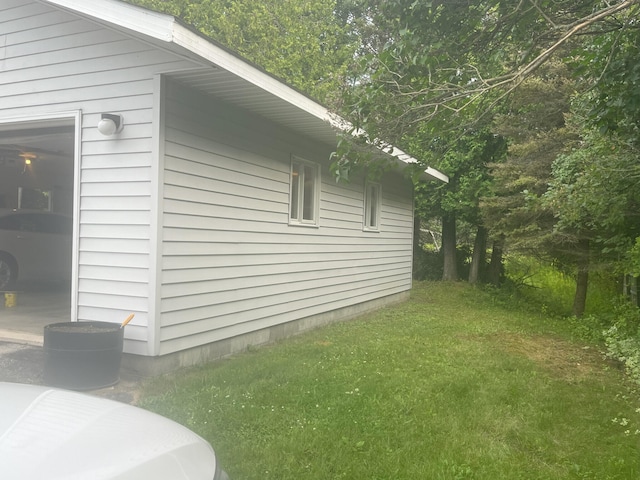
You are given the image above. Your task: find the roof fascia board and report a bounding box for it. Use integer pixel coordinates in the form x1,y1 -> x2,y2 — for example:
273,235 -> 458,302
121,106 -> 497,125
170,22 -> 332,123
333,119 -> 450,183
391,147 -> 450,183
41,0 -> 175,42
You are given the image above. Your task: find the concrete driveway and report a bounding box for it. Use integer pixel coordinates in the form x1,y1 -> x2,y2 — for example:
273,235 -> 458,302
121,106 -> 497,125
0,286 -> 68,388
0,288 -> 143,404
0,341 -> 44,384
0,340 -> 144,404
0,286 -> 71,345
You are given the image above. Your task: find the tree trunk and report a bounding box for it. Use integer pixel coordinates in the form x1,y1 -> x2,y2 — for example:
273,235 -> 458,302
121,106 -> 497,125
486,235 -> 505,286
572,238 -> 590,317
441,214 -> 458,281
468,226 -> 488,284
623,275 -> 638,306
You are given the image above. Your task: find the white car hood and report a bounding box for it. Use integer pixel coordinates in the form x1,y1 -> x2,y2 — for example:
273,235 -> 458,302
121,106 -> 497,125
0,382 -> 217,480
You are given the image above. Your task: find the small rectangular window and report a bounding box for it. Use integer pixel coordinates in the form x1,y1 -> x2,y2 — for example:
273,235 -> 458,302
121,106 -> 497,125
290,157 -> 320,225
364,181 -> 381,231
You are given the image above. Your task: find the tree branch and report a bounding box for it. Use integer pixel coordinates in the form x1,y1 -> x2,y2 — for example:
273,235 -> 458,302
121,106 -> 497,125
373,0 -> 639,132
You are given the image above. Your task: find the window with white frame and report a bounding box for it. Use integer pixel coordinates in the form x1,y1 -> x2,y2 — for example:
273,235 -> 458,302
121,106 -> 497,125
364,181 -> 381,231
289,156 -> 320,225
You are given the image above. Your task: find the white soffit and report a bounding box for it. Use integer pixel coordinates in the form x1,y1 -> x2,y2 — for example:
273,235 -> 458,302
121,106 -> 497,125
40,0 -> 448,182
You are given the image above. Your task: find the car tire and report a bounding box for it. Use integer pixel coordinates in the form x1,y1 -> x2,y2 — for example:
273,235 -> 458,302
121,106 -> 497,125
0,253 -> 17,290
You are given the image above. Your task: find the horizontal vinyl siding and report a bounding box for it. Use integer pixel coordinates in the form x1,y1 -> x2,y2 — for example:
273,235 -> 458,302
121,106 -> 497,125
159,81 -> 414,354
0,1 -> 199,355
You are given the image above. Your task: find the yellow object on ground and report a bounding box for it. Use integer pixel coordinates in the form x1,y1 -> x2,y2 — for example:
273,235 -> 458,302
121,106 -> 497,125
4,292 -> 17,308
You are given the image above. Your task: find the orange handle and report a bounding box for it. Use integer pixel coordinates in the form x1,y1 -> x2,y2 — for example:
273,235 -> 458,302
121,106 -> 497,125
121,313 -> 135,328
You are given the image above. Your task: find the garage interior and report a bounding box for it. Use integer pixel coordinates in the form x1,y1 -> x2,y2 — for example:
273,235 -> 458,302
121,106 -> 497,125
0,123 -> 75,344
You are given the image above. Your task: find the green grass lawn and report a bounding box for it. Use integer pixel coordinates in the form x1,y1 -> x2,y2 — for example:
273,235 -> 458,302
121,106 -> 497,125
140,282 -> 640,479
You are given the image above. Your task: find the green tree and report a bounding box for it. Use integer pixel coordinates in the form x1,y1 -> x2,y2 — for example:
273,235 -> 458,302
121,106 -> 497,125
341,0 -> 639,297
482,60 -> 576,252
342,1 -> 638,141
581,12 -> 640,142
124,0 -> 356,104
544,96 -> 640,314
409,126 -> 506,282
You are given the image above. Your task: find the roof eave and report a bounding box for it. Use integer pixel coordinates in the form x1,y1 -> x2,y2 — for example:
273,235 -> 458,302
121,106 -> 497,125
40,0 -> 448,183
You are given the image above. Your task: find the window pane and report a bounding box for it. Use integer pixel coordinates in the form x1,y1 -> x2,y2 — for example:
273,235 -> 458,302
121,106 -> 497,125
369,185 -> 378,227
290,163 -> 301,219
365,183 -> 380,229
290,159 -> 319,225
302,164 -> 315,221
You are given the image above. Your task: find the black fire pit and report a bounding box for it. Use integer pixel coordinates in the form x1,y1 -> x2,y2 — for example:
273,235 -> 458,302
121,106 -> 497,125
43,321 -> 124,391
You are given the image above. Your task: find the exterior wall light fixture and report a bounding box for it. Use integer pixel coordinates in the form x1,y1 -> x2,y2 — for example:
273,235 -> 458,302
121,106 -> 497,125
97,113 -> 124,136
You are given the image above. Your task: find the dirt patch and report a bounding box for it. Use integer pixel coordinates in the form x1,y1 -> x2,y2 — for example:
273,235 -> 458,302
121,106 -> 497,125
45,322 -> 121,334
487,332 -> 609,382
91,378 -> 144,405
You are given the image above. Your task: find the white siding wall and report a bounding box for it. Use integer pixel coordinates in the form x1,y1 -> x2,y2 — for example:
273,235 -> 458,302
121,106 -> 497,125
0,1 -> 197,354
160,80 -> 414,354
1,1 -> 415,358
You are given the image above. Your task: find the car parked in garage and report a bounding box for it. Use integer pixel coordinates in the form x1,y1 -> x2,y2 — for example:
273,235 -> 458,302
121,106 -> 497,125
0,209 -> 72,290
0,382 -> 230,480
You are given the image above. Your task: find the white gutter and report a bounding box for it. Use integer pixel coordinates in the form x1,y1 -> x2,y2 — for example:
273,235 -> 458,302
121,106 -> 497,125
329,115 -> 449,183
42,0 -> 448,183
389,146 -> 450,183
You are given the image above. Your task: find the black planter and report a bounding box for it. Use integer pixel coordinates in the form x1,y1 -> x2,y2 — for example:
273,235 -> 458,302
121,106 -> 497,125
43,321 -> 124,391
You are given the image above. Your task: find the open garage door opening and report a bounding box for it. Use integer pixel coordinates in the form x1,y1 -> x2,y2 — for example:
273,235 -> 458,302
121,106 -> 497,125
0,122 -> 75,300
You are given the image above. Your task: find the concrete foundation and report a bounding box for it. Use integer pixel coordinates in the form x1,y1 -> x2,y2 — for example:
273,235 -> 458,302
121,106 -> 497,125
122,291 -> 410,377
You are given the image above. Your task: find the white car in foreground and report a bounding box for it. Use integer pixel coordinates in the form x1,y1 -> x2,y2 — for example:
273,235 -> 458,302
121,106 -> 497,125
0,382 -> 230,480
